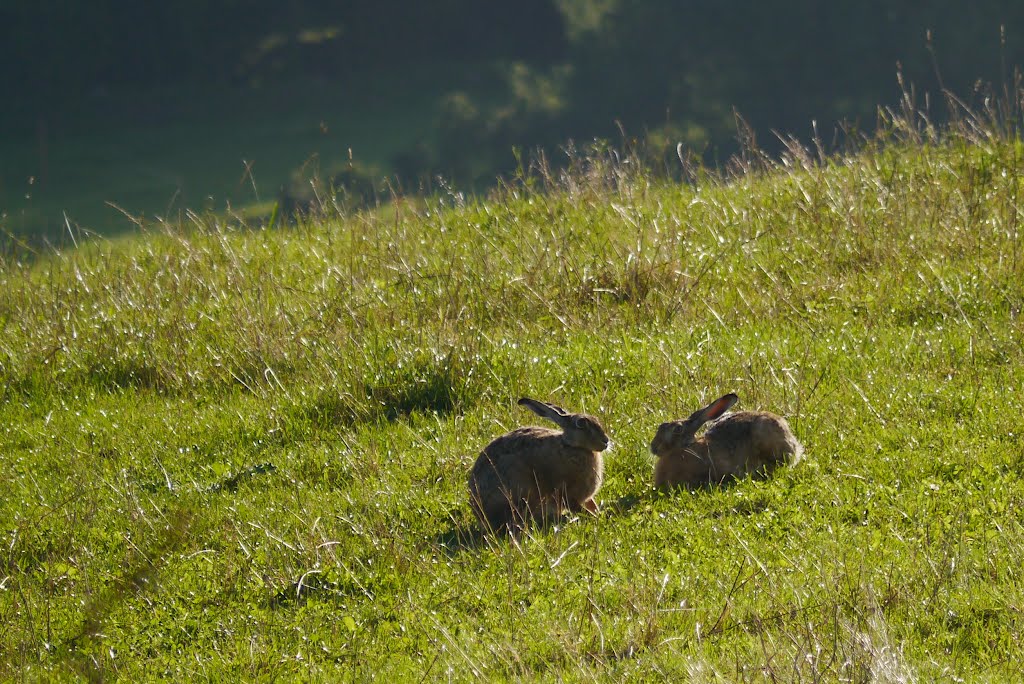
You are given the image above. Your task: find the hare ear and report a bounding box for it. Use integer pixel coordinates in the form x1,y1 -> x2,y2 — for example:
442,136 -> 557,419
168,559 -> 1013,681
518,397 -> 569,427
699,393 -> 739,422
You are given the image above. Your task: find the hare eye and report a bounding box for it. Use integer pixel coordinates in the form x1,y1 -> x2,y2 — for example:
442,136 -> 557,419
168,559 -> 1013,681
574,418 -> 586,429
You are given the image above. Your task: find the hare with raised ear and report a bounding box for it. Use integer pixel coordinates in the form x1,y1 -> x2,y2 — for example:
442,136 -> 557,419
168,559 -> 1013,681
468,398 -> 610,534
651,393 -> 802,490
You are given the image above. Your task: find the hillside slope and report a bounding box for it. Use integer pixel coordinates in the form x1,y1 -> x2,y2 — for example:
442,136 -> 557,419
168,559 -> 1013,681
2,127 -> 1023,680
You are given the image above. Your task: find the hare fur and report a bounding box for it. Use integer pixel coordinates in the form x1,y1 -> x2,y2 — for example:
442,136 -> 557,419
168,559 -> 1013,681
651,393 -> 802,490
468,398 -> 609,533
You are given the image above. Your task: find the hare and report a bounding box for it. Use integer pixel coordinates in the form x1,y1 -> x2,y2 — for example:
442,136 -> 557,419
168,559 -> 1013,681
651,393 -> 802,490
468,398 -> 609,534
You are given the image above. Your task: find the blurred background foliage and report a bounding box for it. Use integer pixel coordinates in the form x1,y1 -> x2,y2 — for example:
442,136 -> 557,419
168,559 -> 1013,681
2,1 -> 1024,237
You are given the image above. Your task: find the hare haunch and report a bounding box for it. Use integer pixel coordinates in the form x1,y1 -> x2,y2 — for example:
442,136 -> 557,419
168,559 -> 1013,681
468,398 -> 609,533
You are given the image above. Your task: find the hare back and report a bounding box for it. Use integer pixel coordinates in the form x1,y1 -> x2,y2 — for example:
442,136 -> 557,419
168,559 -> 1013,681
704,411 -> 802,476
470,426 -> 603,503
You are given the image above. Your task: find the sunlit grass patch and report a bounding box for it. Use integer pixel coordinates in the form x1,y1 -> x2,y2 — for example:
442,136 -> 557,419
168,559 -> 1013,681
2,108 -> 1024,680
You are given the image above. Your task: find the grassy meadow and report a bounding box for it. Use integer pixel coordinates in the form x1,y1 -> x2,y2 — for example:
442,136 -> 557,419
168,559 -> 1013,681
2,110 -> 1024,681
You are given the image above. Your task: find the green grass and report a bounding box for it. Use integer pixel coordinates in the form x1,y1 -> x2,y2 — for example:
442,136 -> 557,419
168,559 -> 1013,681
2,112 -> 1023,681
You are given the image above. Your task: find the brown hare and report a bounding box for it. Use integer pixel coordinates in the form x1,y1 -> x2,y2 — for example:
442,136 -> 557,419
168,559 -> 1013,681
651,393 -> 802,490
468,398 -> 609,534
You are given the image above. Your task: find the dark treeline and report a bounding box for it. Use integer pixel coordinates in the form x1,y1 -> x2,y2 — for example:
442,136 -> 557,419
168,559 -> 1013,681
1,2 -> 565,95
5,2 -> 1024,184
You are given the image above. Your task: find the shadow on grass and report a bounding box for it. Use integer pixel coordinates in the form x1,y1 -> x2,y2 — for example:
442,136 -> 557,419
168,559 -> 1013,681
268,571 -> 364,610
431,483 -> 776,558
429,512 -> 491,555
643,478 -> 778,518
208,462 -> 277,493
430,492 -> 663,555
607,492 -> 650,515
